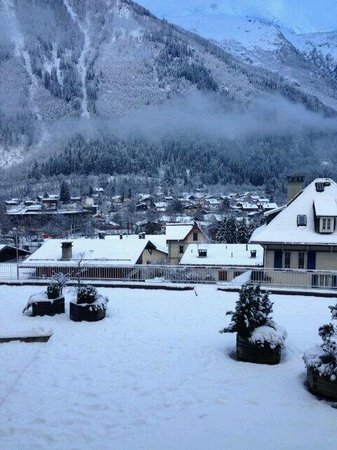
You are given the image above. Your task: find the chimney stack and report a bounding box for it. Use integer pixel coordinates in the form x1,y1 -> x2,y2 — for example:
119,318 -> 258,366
287,176 -> 304,203
61,241 -> 73,260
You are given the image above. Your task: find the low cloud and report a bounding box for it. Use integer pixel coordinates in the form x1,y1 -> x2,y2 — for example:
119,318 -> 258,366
45,91 -> 337,144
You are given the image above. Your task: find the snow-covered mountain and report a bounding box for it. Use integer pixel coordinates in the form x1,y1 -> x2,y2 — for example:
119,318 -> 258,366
137,0 -> 337,34
0,0 -> 337,170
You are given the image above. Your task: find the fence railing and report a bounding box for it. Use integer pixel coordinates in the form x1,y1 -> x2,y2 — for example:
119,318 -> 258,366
10,263 -> 337,290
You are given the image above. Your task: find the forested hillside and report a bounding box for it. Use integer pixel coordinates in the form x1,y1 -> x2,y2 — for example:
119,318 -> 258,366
1,0 -> 337,193
27,131 -> 337,191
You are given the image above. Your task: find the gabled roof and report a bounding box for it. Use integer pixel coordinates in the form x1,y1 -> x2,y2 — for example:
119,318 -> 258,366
179,244 -> 263,266
313,199 -> 337,217
165,223 -> 208,241
0,245 -> 30,255
250,178 -> 337,245
24,238 -> 164,267
165,223 -> 194,241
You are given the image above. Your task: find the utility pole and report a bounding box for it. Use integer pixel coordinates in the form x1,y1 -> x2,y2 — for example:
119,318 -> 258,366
13,227 -> 19,280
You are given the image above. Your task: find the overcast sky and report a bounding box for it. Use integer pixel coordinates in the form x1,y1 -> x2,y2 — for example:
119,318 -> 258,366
138,0 -> 337,34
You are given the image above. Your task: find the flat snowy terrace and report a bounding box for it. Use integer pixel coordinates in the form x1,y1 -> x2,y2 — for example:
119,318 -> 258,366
0,285 -> 336,450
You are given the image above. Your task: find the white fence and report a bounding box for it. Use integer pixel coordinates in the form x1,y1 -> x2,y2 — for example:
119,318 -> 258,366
6,263 -> 337,290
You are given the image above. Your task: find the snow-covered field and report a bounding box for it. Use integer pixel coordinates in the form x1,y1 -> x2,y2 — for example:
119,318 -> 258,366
0,285 -> 336,450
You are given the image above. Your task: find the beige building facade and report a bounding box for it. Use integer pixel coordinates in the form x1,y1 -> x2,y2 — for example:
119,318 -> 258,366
166,223 -> 209,265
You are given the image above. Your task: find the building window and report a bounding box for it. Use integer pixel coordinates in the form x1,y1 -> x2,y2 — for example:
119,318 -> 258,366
298,252 -> 305,269
274,250 -> 282,269
234,270 -> 244,278
297,215 -> 307,226
319,217 -> 334,233
284,252 -> 291,269
179,245 -> 184,254
218,270 -> 227,282
193,232 -> 198,241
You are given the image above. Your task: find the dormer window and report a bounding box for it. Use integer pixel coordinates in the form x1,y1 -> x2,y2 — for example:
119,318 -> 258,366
319,217 -> 334,233
198,249 -> 207,257
297,214 -> 307,226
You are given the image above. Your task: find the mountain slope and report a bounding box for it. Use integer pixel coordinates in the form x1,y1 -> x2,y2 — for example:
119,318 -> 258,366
0,0 -> 337,169
137,0 -> 337,34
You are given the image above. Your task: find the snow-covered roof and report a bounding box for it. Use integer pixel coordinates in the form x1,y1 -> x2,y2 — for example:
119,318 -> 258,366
313,199 -> 337,217
250,178 -> 337,245
106,234 -> 168,254
240,202 -> 259,210
165,223 -> 194,241
262,202 -> 278,211
0,244 -> 30,254
179,244 -> 263,266
24,238 -> 164,266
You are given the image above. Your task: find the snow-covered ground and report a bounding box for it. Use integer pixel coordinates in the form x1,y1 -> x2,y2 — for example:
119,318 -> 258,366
0,285 -> 336,450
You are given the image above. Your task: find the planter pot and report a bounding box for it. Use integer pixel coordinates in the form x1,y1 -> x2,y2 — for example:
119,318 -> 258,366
236,334 -> 281,365
307,367 -> 337,401
31,297 -> 65,317
69,301 -> 106,322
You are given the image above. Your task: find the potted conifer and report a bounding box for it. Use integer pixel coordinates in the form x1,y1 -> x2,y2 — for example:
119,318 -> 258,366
69,284 -> 108,322
219,283 -> 286,364
23,274 -> 67,317
303,303 -> 337,400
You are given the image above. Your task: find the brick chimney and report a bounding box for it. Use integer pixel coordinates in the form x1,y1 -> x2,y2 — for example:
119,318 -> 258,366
287,176 -> 304,203
61,241 -> 73,260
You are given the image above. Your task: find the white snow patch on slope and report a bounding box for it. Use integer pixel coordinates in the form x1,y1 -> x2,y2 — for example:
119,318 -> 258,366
0,146 -> 24,168
137,0 -> 337,34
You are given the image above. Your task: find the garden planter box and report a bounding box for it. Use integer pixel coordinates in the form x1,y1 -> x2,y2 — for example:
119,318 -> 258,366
69,299 -> 107,322
236,334 -> 281,365
307,367 -> 337,400
31,297 -> 65,317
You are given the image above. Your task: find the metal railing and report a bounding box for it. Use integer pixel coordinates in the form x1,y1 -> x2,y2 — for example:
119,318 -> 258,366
10,263 -> 337,290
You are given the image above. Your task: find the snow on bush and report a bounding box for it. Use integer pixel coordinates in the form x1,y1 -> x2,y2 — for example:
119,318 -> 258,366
303,304 -> 337,381
77,285 -> 98,305
74,284 -> 109,311
219,282 -> 286,347
249,323 -> 287,349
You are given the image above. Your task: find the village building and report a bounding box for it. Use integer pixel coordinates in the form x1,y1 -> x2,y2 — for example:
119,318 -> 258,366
179,243 -> 263,282
250,177 -> 337,287
165,222 -> 209,264
23,237 -> 168,279
0,245 -> 30,263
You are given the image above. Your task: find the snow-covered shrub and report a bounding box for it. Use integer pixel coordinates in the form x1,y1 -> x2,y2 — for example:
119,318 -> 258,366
77,285 -> 97,305
47,272 -> 69,298
46,283 -> 60,300
219,283 -> 286,347
303,304 -> 337,381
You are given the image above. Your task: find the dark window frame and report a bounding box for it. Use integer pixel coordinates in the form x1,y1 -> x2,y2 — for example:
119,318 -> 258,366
298,252 -> 305,269
297,215 -> 307,226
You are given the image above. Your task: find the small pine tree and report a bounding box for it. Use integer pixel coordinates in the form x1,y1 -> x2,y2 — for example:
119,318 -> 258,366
224,217 -> 237,243
59,181 -> 71,202
215,218 -> 227,242
220,283 -> 273,338
237,221 -> 249,243
304,303 -> 337,380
